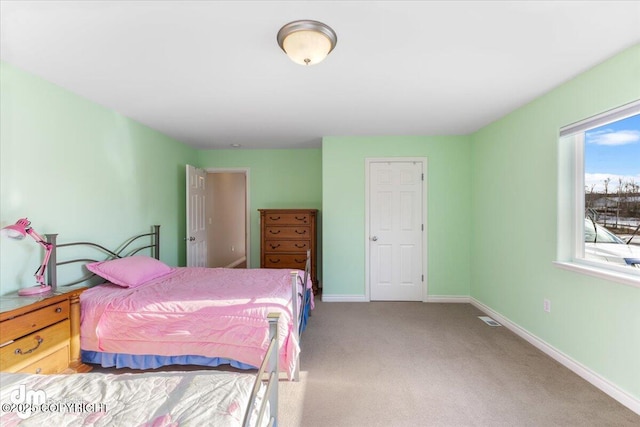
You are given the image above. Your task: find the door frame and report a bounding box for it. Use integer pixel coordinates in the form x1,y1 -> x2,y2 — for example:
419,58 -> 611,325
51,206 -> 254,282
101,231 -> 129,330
364,157 -> 428,302
205,167 -> 251,268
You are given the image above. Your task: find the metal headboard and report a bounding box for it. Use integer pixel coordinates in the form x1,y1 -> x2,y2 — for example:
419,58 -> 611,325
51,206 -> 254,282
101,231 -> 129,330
45,225 -> 160,290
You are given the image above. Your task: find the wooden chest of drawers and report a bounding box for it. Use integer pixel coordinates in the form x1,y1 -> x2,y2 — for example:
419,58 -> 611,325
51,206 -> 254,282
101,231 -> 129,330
0,288 -> 91,374
259,209 -> 318,292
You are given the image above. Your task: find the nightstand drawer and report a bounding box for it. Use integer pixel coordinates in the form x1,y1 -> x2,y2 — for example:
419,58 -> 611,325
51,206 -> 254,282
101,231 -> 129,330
263,254 -> 308,269
265,226 -> 310,239
264,240 -> 310,252
0,319 -> 70,372
0,300 -> 69,343
17,346 -> 70,375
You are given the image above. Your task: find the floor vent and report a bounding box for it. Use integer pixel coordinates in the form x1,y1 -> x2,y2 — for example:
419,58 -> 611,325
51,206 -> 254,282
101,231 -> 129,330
478,316 -> 501,327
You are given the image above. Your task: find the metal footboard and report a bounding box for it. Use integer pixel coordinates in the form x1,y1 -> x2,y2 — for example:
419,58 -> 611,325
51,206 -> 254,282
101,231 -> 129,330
243,313 -> 280,427
290,249 -> 311,381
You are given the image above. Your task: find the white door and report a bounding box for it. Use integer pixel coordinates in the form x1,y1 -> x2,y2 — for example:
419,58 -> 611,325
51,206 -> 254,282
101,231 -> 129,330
369,160 -> 424,301
186,165 -> 207,267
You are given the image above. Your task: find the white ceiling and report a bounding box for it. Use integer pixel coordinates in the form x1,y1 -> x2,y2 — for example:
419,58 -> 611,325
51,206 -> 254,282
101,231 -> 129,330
1,1 -> 639,149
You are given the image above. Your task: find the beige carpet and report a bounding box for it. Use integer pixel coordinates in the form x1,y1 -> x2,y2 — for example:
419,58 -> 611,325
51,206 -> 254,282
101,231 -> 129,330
91,299 -> 639,426
278,300 -> 639,426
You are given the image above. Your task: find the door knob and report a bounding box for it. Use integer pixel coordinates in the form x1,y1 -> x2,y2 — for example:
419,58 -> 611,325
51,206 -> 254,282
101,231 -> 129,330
188,236 -> 196,242
371,236 -> 378,241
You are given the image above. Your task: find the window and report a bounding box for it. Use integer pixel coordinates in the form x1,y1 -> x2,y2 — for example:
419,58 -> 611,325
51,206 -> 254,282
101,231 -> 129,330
557,100 -> 640,286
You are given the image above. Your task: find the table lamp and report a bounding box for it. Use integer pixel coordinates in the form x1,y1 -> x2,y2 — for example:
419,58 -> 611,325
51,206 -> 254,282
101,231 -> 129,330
1,218 -> 53,296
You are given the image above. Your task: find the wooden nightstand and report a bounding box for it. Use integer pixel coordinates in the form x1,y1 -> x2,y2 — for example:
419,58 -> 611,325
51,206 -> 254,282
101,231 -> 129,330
0,287 -> 92,374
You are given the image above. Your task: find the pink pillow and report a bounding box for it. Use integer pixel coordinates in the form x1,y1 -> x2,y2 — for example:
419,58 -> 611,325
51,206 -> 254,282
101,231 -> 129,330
86,255 -> 172,288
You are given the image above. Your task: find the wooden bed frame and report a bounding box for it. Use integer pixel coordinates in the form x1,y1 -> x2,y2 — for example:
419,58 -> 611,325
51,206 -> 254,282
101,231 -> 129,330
44,225 -> 310,381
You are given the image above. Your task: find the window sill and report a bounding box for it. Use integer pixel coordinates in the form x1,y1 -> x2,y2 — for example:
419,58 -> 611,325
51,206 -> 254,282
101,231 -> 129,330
553,261 -> 640,288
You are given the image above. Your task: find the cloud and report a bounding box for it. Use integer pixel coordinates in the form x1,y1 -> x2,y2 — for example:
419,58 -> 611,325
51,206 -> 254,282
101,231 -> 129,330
586,129 -> 640,146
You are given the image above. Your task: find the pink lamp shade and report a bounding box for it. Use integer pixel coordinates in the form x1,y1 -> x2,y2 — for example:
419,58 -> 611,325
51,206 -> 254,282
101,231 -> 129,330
2,218 -> 53,296
1,218 -> 30,239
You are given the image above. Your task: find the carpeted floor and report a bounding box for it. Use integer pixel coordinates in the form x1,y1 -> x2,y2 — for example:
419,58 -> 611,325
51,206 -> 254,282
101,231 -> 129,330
90,299 -> 639,426
277,300 -> 639,426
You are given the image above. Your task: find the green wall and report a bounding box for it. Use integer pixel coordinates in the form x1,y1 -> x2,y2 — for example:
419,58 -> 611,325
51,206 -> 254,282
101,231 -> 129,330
0,62 -> 197,294
197,149 -> 322,269
0,61 -> 323,292
1,42 -> 638,406
322,136 -> 472,297
470,45 -> 640,400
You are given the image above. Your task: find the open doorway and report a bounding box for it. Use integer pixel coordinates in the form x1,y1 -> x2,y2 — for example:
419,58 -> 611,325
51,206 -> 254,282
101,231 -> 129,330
205,169 -> 250,268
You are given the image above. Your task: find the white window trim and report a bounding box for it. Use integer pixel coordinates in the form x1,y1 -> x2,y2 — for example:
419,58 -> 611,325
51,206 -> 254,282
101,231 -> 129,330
554,260 -> 640,287
556,99 -> 640,288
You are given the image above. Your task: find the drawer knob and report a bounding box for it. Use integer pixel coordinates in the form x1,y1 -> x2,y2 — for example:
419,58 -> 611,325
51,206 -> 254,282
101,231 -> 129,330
55,307 -> 62,313
295,216 -> 308,222
15,336 -> 44,355
295,229 -> 307,235
269,230 -> 281,235
295,243 -> 306,248
295,258 -> 305,263
268,258 -> 281,263
269,216 -> 281,221
269,243 -> 281,249
35,368 -> 42,374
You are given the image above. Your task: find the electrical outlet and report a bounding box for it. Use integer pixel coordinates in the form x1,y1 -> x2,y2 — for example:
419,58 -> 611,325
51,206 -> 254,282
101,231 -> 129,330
543,299 -> 551,313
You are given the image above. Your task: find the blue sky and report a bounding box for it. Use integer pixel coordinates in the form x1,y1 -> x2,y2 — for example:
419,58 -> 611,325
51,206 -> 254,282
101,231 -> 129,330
584,113 -> 640,193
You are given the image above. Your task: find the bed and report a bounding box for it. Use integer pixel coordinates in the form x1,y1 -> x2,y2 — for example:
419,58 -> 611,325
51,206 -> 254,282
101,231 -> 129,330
45,225 -> 313,381
0,313 -> 280,427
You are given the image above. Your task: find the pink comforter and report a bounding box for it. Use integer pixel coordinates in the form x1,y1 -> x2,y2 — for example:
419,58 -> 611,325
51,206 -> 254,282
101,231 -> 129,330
81,267 -> 312,378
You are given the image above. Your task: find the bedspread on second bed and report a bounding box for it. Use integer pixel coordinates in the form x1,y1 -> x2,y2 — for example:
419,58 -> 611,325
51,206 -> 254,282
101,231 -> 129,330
0,370 -> 267,427
80,267 -> 312,379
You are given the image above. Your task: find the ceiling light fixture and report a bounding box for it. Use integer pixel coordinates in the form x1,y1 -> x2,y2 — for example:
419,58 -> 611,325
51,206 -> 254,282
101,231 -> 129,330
277,20 -> 337,66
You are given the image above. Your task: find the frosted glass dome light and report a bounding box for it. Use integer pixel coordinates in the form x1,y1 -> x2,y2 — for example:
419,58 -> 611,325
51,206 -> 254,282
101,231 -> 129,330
277,20 -> 337,66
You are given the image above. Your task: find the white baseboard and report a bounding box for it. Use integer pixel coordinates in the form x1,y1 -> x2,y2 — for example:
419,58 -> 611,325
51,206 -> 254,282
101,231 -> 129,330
321,294 -> 471,303
321,294 -> 369,302
470,297 -> 640,416
426,295 -> 470,303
